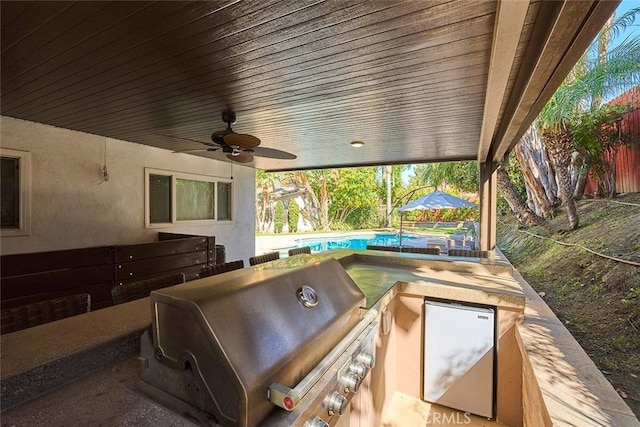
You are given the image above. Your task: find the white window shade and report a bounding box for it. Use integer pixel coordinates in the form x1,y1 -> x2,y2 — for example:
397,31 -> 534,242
149,174 -> 172,224
217,181 -> 232,221
176,178 -> 214,221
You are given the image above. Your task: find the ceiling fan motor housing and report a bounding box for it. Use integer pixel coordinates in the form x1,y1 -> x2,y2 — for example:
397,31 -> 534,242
211,128 -> 233,145
222,111 -> 236,124
212,112 -> 261,149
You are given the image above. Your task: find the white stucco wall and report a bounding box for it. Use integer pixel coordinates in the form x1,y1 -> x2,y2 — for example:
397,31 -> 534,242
0,116 -> 255,263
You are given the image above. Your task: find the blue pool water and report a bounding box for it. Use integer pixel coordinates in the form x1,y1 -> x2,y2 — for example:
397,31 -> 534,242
295,233 -> 418,252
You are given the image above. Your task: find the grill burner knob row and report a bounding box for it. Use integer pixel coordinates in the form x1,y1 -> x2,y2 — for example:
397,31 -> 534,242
325,391 -> 348,416
305,416 -> 329,427
339,372 -> 362,394
348,362 -> 367,378
357,352 -> 376,369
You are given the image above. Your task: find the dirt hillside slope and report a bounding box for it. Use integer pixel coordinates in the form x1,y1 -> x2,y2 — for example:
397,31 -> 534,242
497,193 -> 640,417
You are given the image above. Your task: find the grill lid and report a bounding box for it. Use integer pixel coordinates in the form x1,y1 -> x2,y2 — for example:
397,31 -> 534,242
145,258 -> 366,426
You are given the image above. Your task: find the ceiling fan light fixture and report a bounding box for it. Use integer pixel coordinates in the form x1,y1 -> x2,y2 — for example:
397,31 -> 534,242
350,140 -> 365,148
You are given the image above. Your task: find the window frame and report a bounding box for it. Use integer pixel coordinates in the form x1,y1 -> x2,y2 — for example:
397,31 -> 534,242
1,148 -> 32,237
144,168 -> 233,228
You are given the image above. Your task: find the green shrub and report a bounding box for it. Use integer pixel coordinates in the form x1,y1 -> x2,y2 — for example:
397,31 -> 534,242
347,206 -> 382,229
330,220 -> 353,231
288,201 -> 300,233
274,201 -> 284,233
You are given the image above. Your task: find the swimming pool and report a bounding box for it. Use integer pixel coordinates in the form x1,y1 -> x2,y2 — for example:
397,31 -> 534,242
295,233 -> 420,252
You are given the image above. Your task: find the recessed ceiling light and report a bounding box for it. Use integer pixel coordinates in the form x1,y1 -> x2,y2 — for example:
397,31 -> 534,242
350,140 -> 365,148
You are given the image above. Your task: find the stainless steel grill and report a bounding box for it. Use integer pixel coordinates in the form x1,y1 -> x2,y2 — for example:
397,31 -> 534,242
140,258 -> 377,427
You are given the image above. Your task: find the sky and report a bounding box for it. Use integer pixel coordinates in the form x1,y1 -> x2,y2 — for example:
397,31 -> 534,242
613,0 -> 640,48
400,1 -> 639,185
608,0 -> 640,61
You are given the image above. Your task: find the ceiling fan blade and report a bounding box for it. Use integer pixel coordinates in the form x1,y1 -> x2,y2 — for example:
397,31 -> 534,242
157,134 -> 217,147
251,146 -> 297,160
223,133 -> 260,149
227,152 -> 254,163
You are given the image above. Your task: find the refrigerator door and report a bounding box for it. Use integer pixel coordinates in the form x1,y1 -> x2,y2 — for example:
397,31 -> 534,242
423,301 -> 495,418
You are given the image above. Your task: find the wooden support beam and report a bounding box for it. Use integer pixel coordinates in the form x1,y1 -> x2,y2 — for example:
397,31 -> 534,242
490,0 -> 620,162
478,0 -> 530,162
479,161 -> 498,252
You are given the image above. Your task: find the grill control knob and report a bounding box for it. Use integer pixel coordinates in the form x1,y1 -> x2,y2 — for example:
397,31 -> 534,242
357,352 -> 376,369
349,362 -> 367,378
325,391 -> 348,416
339,372 -> 362,394
305,416 -> 329,427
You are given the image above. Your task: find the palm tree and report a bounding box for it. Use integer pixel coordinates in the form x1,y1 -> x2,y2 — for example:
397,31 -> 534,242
496,161 -> 556,234
536,6 -> 640,229
414,161 -> 479,193
384,165 -> 393,227
255,170 -> 277,232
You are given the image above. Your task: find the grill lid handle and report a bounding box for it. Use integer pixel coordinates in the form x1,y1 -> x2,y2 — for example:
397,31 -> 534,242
268,382 -> 300,411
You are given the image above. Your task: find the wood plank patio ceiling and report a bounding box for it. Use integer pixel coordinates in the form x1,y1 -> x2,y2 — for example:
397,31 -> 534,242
1,1 -> 618,171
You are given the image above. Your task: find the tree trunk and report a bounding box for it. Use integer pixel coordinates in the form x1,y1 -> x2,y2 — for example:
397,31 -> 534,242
609,144 -> 620,198
294,172 -> 321,230
260,184 -> 269,232
514,125 -> 559,217
541,127 -> 580,229
570,151 -> 580,193
522,179 -> 537,213
572,159 -> 590,200
496,165 -> 557,234
319,171 -> 331,230
385,165 -> 392,227
514,143 -> 552,216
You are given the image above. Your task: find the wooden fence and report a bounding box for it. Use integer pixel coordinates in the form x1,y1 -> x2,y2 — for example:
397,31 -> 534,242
584,87 -> 640,195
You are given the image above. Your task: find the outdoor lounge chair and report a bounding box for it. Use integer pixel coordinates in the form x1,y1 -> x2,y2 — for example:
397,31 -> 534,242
401,247 -> 440,255
366,245 -> 401,252
448,249 -> 489,258
288,246 -> 312,256
199,265 -> 214,277
249,251 -> 280,266
211,260 -> 245,275
1,293 -> 91,335
111,272 -> 185,305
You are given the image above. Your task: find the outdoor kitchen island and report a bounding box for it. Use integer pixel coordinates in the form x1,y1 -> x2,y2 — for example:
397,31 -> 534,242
337,249 -> 525,426
2,250 -> 636,426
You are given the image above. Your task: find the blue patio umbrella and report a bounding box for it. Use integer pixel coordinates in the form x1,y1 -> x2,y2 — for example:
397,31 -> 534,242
398,190 -> 476,212
397,190 -> 477,246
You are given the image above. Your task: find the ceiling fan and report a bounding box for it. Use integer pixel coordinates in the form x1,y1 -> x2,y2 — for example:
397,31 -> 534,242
173,111 -> 296,164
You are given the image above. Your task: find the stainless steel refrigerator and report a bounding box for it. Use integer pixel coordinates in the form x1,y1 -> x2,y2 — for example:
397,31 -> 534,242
423,300 -> 495,418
